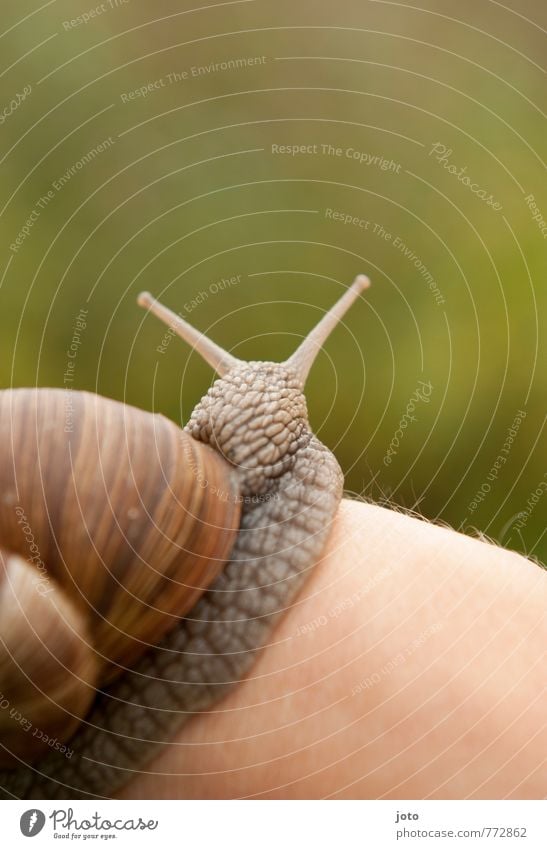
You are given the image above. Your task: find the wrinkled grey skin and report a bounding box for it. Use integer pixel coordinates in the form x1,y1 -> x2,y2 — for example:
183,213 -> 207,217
0,363 -> 343,799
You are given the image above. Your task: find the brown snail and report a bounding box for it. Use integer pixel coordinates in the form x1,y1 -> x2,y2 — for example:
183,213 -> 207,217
0,274 -> 370,799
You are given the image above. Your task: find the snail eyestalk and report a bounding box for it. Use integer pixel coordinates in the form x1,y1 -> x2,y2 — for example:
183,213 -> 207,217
138,291 -> 243,377
139,274 -> 370,382
284,274 -> 370,384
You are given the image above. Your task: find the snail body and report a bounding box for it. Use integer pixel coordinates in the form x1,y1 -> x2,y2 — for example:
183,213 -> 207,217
0,275 -> 369,798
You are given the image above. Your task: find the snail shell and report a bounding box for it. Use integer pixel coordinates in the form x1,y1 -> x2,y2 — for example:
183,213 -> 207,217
0,388 -> 240,766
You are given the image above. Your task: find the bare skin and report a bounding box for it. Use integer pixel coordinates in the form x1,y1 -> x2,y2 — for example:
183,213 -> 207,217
121,499 -> 546,800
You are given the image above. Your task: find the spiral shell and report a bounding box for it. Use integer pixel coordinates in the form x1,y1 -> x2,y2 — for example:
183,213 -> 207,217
0,388 -> 240,766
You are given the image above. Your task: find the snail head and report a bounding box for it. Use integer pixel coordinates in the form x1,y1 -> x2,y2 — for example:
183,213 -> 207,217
138,275 -> 370,491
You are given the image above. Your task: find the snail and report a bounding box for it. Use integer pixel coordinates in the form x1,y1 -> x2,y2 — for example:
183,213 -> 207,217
0,274 -> 370,799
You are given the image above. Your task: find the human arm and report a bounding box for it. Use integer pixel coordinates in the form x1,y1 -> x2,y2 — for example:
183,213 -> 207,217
121,499 -> 546,799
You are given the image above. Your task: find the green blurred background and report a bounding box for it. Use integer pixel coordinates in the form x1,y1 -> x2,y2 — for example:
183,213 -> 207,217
1,0 -> 545,562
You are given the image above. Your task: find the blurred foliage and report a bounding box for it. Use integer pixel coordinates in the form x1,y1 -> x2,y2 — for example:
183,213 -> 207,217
0,0 -> 545,562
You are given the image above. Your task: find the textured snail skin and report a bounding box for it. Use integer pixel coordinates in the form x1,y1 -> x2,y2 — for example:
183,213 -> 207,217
0,364 -> 343,799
